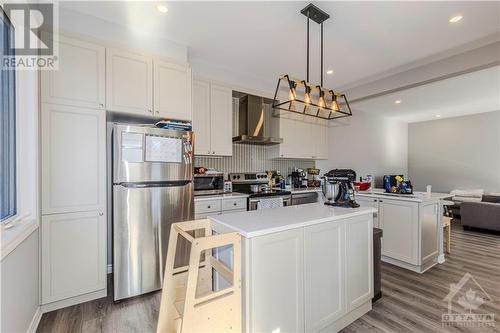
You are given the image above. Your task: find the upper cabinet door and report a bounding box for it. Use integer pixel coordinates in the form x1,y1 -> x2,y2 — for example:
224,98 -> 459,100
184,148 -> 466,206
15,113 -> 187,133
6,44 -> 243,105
154,60 -> 192,121
106,48 -> 153,115
41,36 -> 105,109
41,103 -> 106,215
192,79 -> 211,155
210,83 -> 233,156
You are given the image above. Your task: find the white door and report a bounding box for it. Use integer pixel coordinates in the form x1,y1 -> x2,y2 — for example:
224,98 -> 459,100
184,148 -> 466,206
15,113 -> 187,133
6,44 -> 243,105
304,221 -> 346,332
379,199 -> 419,264
41,103 -> 106,215
154,60 -> 192,120
210,83 -> 233,156
41,210 -> 106,304
41,36 -> 105,109
106,48 -> 153,115
346,215 -> 373,310
250,229 -> 304,333
192,79 -> 212,155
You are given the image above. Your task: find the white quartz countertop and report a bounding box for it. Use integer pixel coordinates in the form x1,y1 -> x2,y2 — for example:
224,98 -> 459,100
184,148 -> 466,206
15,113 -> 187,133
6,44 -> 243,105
210,203 -> 376,238
194,192 -> 249,202
355,188 -> 452,203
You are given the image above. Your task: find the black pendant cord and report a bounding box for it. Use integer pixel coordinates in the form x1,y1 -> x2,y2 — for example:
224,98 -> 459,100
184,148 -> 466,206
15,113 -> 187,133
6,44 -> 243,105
306,11 -> 310,82
320,22 -> 323,87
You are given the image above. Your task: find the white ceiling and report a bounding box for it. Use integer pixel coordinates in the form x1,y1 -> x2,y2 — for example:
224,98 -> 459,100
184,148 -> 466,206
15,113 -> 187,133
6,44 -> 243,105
350,65 -> 500,123
60,1 -> 500,91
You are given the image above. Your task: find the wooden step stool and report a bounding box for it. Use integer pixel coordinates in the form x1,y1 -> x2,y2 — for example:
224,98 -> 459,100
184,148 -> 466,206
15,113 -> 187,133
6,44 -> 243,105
157,219 -> 241,333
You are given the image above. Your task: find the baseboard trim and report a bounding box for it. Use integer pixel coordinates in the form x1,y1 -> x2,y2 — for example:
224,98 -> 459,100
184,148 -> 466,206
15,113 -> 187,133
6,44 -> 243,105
107,264 -> 113,274
41,289 -> 107,313
27,306 -> 42,333
438,254 -> 446,264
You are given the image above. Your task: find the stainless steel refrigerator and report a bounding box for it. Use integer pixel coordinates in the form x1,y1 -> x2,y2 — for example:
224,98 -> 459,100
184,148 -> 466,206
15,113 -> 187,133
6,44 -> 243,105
112,124 -> 194,301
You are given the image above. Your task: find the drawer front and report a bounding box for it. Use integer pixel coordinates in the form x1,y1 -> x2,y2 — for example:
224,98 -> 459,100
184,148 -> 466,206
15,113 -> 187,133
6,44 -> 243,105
222,198 -> 247,211
195,199 -> 222,214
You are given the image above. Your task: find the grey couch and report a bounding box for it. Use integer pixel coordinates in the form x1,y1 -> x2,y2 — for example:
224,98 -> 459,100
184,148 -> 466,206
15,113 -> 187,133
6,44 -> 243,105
461,195 -> 500,232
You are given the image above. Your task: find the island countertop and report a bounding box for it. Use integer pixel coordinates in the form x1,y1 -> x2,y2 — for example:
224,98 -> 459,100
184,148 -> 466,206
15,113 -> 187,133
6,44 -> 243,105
210,203 -> 376,238
355,188 -> 452,203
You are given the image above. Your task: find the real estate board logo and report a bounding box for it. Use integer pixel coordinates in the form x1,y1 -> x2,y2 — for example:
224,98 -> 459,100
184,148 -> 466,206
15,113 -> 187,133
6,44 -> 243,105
442,272 -> 495,328
2,2 -> 58,69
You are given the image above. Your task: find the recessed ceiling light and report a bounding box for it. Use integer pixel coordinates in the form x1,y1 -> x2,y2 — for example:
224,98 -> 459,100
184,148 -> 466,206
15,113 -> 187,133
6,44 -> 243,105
326,69 -> 334,75
436,115 -> 441,118
157,5 -> 168,13
449,15 -> 463,23
394,100 -> 401,104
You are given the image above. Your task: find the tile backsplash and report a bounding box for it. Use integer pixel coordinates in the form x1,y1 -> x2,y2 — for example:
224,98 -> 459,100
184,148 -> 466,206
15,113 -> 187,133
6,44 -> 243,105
194,144 -> 315,176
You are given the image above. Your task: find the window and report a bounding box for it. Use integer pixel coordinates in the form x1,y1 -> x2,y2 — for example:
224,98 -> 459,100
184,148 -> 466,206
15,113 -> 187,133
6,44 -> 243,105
1,8 -> 16,222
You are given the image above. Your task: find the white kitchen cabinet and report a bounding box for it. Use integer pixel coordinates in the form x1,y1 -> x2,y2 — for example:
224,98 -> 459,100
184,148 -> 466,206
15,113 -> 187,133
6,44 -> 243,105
41,211 -> 106,304
210,83 -> 233,156
304,222 -> 346,332
106,48 -> 153,115
192,79 -> 211,155
345,215 -> 373,311
194,196 -> 248,218
41,36 -> 105,109
192,79 -> 233,156
250,228 -> 305,333
41,103 -> 106,215
379,199 -> 419,265
153,60 -> 192,120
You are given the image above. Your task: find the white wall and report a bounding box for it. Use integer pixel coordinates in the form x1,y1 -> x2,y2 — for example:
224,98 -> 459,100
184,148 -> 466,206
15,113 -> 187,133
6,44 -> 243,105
408,111 -> 500,193
1,231 -> 39,333
317,110 -> 408,184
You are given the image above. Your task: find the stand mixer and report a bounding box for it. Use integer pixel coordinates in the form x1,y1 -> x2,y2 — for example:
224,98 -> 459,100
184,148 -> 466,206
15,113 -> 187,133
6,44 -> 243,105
322,169 -> 360,208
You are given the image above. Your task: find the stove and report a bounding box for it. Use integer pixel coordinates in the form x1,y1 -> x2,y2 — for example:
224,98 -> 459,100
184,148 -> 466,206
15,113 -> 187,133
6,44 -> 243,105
229,172 -> 292,210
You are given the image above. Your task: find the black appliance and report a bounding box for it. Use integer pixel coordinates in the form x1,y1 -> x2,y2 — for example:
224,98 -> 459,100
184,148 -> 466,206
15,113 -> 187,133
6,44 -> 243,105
194,173 -> 226,196
324,169 -> 360,208
291,169 -> 307,188
229,172 -> 292,210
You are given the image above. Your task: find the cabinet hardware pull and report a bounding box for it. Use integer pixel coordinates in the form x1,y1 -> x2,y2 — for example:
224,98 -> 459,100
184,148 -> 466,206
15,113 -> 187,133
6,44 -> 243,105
99,103 -> 104,108
233,203 -> 237,206
99,212 -> 104,216
207,205 -> 211,209
374,199 -> 377,202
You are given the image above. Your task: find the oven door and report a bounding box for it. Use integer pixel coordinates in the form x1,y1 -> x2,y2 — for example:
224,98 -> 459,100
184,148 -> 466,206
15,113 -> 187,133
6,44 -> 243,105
249,195 -> 292,210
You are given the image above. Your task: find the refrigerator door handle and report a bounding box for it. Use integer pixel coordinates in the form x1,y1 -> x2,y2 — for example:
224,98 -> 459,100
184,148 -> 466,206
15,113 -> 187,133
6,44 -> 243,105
118,180 -> 192,188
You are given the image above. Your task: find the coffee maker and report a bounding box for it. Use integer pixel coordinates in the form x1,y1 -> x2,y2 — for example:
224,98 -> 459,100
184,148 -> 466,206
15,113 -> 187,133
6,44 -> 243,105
322,169 -> 360,208
291,168 -> 308,188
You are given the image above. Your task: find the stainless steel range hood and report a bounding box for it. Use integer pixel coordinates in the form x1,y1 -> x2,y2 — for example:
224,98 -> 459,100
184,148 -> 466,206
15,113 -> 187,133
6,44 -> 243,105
232,93 -> 283,145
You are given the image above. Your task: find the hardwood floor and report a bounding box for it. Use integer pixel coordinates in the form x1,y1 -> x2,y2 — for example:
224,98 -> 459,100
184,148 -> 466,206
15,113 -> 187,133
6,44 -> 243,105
37,222 -> 500,333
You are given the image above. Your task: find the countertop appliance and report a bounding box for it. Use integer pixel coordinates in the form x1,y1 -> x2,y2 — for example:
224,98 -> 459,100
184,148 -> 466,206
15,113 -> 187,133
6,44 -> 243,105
112,124 -> 194,301
291,169 -> 308,188
323,169 -> 360,208
229,172 -> 292,210
194,172 -> 226,196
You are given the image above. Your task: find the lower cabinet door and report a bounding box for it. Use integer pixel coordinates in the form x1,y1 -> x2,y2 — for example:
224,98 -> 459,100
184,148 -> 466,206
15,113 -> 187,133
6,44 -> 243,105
379,199 -> 419,264
346,215 -> 373,310
41,210 -> 106,304
250,228 -> 304,332
304,222 -> 346,332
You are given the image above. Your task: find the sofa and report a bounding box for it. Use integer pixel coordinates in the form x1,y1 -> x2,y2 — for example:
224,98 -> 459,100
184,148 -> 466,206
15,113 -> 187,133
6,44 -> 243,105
461,194 -> 500,232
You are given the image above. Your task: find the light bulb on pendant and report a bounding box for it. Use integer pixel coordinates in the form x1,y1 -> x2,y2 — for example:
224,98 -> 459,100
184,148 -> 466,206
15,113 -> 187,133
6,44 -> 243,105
317,87 -> 325,109
288,80 -> 297,101
304,83 -> 311,105
330,91 -> 340,112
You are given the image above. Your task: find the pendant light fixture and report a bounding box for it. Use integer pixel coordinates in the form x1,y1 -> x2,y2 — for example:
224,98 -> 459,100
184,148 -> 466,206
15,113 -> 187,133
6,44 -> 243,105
272,3 -> 352,120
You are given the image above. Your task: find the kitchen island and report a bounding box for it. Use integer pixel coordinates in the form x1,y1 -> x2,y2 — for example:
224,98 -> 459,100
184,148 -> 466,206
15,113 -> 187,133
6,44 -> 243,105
355,189 -> 452,273
210,203 -> 376,333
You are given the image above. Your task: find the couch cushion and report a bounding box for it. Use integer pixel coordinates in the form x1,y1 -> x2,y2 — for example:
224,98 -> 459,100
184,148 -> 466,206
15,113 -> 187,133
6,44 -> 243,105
482,195 -> 500,204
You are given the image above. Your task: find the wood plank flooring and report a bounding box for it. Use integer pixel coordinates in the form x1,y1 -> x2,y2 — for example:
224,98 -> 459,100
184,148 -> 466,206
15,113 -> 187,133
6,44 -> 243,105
37,222 -> 500,333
